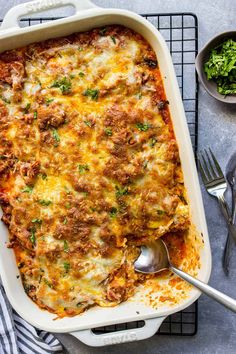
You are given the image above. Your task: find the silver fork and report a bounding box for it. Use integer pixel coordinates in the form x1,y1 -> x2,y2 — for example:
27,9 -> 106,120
198,148 -> 236,245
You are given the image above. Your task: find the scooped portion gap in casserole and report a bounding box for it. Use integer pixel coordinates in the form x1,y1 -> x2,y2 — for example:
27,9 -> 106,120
0,25 -> 196,318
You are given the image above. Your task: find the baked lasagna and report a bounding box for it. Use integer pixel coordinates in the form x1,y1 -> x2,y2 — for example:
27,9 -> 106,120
0,25 -> 192,317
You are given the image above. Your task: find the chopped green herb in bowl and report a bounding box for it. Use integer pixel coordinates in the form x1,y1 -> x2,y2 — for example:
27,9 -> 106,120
204,39 -> 236,96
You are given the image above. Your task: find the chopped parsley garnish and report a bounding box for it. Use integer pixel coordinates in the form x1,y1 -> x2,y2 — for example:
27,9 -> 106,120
51,77 -> 72,94
44,278 -> 54,288
99,27 -> 107,36
34,111 -> 37,119
52,129 -> 60,142
38,199 -> 52,206
115,186 -> 129,198
150,137 -> 157,147
63,240 -> 69,252
63,218 -> 68,225
22,185 -> 33,194
24,103 -> 31,114
136,122 -> 152,132
78,164 -> 89,174
41,173 -> 47,180
83,88 -> 99,101
30,229 -> 36,246
70,74 -> 75,79
105,128 -> 113,136
45,98 -> 54,105
144,58 -> 158,68
63,262 -> 70,272
64,186 -> 71,194
65,203 -> 71,209
1,96 -> 10,104
31,218 -> 42,224
84,120 -> 92,127
143,161 -> 148,169
109,207 -> 118,218
78,46 -> 83,51
79,72 -> 85,77
156,209 -> 166,216
111,35 -> 116,44
204,39 -> 236,95
137,92 -> 142,99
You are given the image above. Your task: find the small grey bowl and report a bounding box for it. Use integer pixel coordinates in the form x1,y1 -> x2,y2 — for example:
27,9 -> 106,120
195,30 -> 236,103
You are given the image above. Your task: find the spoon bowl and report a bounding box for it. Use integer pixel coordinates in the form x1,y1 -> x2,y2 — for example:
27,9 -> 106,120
134,240 -> 170,274
134,239 -> 236,312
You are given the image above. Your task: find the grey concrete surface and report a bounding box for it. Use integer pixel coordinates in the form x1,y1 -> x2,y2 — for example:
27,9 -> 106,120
0,1 -> 236,353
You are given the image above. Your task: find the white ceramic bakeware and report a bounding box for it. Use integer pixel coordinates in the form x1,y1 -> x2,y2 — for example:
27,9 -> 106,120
0,0 -> 211,347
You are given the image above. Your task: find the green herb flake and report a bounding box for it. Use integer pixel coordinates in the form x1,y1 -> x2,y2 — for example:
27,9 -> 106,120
78,47 -> 83,51
79,72 -> 85,77
83,88 -> 99,101
111,36 -> 116,44
63,240 -> 69,252
99,27 -> 107,36
156,209 -> 166,216
78,164 -> 89,174
149,137 -> 157,147
64,186 -> 71,194
38,199 -> 52,206
109,207 -> 118,218
143,161 -> 148,169
34,111 -> 37,120
24,103 -> 31,114
51,77 -> 72,95
105,128 -> 112,136
44,278 -> 54,288
52,129 -> 60,142
137,92 -> 142,100
45,98 -> 54,105
204,39 -> 236,95
30,229 -> 36,246
63,218 -> 68,225
31,218 -> 42,224
84,120 -> 92,127
1,96 -> 10,104
22,185 -> 33,194
115,186 -> 129,198
41,173 -> 47,180
70,74 -> 75,79
65,203 -> 71,209
136,122 -> 152,132
63,262 -> 70,272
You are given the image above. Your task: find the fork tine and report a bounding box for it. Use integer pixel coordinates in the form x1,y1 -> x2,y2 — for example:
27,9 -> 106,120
197,154 -> 208,184
209,148 -> 224,177
204,149 -> 218,178
200,152 -> 212,180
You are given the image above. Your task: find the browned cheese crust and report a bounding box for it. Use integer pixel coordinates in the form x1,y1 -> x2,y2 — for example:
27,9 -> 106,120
0,25 -> 191,317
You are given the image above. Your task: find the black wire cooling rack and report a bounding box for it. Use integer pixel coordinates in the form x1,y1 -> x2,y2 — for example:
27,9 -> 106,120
0,12 -> 199,336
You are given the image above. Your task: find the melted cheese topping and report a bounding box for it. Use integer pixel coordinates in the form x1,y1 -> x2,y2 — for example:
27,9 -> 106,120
0,25 -> 195,318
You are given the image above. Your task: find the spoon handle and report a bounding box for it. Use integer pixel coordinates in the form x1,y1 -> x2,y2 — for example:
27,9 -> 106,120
171,266 -> 236,312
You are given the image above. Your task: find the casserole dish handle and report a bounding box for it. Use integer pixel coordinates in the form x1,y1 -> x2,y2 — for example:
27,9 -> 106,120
1,0 -> 97,30
70,317 -> 165,347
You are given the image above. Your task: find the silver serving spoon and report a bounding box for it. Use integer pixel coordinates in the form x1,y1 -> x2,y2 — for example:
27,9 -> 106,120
134,239 -> 236,312
223,152 -> 236,274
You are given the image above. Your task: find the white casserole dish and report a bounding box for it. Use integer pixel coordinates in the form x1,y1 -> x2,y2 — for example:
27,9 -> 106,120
0,0 -> 211,347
